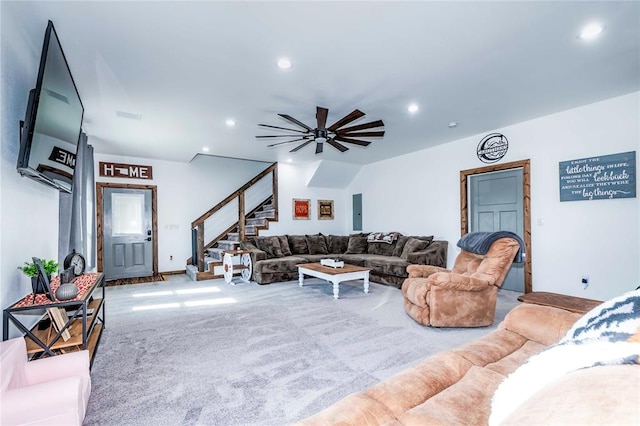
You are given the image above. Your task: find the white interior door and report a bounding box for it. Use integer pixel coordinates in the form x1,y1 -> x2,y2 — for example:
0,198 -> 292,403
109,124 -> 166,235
102,187 -> 153,280
469,169 -> 524,292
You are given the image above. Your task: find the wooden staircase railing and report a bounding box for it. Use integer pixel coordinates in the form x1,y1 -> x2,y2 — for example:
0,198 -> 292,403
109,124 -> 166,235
190,162 -> 278,272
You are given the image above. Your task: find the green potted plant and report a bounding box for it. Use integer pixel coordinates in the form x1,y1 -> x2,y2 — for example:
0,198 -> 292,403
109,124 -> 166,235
18,259 -> 59,280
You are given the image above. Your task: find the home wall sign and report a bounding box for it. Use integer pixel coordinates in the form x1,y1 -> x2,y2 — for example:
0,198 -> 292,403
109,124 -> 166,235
99,161 -> 153,180
48,146 -> 76,169
559,151 -> 636,202
477,133 -> 509,163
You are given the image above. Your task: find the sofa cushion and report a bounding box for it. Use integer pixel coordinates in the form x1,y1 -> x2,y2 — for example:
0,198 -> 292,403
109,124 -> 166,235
306,234 -> 328,255
254,256 -> 308,273
497,365 -> 640,426
367,233 -> 400,256
277,235 -> 292,257
398,366 -> 505,426
345,236 -> 368,254
255,236 -> 284,259
326,235 -> 349,254
364,256 -> 409,277
287,235 -> 309,255
400,238 -> 430,260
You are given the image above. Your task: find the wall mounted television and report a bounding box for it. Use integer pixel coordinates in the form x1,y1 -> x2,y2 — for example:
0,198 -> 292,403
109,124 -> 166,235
17,20 -> 84,193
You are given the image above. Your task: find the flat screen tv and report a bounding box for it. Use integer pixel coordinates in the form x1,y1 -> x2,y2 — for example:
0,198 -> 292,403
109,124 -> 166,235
17,20 -> 83,193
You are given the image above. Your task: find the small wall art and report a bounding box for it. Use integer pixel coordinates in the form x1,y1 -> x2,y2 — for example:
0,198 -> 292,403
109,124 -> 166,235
318,200 -> 334,220
292,198 -> 310,220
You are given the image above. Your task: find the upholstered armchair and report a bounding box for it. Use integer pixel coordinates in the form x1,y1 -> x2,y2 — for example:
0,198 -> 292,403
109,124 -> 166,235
402,232 -> 523,327
0,337 -> 91,425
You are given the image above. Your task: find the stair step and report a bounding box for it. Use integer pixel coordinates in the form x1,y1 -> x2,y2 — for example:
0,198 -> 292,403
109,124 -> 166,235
247,217 -> 267,226
226,233 -> 240,242
254,210 -> 275,219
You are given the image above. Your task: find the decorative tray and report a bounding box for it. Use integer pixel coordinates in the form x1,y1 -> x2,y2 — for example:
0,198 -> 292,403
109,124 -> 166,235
320,258 -> 344,268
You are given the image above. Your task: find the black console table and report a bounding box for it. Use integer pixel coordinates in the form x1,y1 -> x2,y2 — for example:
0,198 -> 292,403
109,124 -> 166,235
3,272 -> 105,368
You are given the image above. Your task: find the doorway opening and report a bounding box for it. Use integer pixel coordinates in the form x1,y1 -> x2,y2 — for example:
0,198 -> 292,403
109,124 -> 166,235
96,182 -> 158,281
460,159 -> 532,293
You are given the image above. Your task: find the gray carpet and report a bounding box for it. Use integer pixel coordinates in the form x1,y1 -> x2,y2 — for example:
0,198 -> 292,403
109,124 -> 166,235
84,275 -> 521,426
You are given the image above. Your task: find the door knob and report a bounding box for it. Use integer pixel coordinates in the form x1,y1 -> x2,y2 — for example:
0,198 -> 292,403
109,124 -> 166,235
146,237 -> 152,241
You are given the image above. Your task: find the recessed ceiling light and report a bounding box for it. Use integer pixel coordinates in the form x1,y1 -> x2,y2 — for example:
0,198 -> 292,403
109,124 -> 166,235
578,23 -> 605,40
407,103 -> 419,114
286,158 -> 293,163
276,57 -> 292,69
225,119 -> 236,127
448,121 -> 459,128
202,147 -> 210,152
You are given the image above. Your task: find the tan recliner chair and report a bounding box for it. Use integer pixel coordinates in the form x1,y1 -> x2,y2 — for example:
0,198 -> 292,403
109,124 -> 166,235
402,233 -> 522,327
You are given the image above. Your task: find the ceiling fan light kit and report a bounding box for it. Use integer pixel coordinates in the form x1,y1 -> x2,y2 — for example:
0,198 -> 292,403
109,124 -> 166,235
256,106 -> 385,154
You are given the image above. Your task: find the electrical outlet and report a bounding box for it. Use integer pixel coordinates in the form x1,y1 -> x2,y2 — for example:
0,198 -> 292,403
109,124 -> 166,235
581,275 -> 589,289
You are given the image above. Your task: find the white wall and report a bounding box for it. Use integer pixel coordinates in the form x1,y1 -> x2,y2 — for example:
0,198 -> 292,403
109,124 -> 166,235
94,153 -> 272,272
349,92 -> 640,300
261,162 -> 350,236
1,8 -> 62,332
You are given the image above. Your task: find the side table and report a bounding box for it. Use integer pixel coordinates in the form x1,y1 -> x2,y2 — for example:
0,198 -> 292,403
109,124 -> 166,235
517,291 -> 602,314
222,250 -> 252,285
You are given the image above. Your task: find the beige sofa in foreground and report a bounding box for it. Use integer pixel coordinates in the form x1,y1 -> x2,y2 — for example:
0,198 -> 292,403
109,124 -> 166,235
298,294 -> 640,425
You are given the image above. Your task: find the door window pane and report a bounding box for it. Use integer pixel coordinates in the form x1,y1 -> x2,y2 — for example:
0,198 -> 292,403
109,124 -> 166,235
112,193 -> 144,235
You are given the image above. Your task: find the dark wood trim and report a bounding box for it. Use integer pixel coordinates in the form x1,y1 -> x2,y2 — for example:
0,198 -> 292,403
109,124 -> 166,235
96,182 -> 158,277
161,270 -> 186,276
459,159 -> 532,293
191,162 -> 278,227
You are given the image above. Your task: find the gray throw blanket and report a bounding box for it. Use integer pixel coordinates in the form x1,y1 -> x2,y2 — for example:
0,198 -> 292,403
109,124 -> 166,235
457,231 -> 525,263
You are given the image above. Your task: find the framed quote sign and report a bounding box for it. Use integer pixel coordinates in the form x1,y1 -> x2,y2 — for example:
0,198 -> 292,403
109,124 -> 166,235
559,151 -> 636,202
292,198 -> 310,220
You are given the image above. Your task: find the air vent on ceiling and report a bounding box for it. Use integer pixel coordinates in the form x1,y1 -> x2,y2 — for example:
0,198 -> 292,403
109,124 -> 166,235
116,110 -> 142,121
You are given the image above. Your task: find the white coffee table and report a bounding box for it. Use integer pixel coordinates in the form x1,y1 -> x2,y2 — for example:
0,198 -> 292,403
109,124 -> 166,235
297,262 -> 371,299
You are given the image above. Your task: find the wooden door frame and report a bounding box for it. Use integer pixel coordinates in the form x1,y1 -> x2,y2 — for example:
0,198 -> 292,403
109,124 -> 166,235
96,182 -> 158,276
460,159 -> 532,293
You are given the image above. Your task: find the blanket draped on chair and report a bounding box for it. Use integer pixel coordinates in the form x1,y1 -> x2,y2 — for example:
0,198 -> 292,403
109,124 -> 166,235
457,231 -> 525,263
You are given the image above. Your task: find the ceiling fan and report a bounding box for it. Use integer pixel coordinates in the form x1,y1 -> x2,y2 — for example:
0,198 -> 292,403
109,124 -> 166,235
256,106 -> 385,154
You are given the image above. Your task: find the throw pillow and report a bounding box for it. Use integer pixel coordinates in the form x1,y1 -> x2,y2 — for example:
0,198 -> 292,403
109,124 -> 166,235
345,236 -> 368,254
326,235 -> 349,254
277,235 -> 292,257
306,234 -> 329,255
392,236 -> 410,257
255,236 -> 284,259
287,235 -> 309,255
400,237 -> 429,260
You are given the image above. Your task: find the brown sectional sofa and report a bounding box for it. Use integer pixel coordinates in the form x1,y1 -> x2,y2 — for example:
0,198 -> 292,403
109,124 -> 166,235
297,301 -> 640,425
241,233 -> 447,287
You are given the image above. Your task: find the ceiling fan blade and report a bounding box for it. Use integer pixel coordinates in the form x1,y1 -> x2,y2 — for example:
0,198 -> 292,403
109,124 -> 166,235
327,109 -> 365,131
289,140 -> 314,152
336,120 -> 385,134
316,106 -> 328,130
327,138 -> 349,152
334,136 -> 372,147
340,130 -> 385,138
258,123 -> 308,133
315,142 -> 324,154
266,137 -> 310,147
256,134 -> 308,138
278,114 -> 313,131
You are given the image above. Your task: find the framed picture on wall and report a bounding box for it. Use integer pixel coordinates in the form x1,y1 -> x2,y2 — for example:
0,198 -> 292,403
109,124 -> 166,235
318,200 -> 334,220
292,198 -> 310,220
